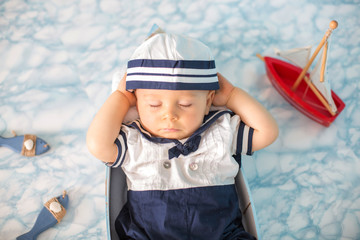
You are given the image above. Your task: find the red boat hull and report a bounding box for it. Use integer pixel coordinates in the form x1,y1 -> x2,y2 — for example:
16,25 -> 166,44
264,57 -> 345,127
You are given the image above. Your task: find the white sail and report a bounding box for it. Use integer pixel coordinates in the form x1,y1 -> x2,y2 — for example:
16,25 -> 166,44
275,46 -> 312,68
275,45 -> 338,113
310,46 -> 338,113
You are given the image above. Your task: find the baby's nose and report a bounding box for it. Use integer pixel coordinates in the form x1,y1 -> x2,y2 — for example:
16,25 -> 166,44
162,106 -> 179,121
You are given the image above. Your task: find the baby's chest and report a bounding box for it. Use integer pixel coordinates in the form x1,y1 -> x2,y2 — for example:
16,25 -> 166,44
123,144 -> 239,190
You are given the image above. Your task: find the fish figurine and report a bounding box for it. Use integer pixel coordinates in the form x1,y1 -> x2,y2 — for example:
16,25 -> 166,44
0,132 -> 50,156
17,191 -> 69,240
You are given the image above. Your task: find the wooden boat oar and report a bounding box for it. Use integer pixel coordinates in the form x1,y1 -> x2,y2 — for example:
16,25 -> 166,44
291,20 -> 338,91
256,54 -> 336,116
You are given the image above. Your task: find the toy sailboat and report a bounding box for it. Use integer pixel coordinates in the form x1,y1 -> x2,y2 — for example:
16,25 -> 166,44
258,20 -> 345,127
0,131 -> 50,156
17,191 -> 69,240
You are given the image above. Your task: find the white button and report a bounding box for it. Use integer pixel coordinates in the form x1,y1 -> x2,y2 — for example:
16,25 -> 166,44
163,161 -> 171,169
49,201 -> 62,213
189,162 -> 198,171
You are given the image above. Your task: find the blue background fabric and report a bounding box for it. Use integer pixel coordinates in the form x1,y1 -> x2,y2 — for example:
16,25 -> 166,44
0,0 -> 359,239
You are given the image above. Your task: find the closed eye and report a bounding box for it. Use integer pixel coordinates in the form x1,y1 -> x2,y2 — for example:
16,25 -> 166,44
149,104 -> 161,108
179,103 -> 192,108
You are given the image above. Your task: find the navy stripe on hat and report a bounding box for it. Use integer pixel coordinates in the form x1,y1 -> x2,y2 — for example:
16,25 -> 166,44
126,59 -> 218,91
126,81 -> 219,91
128,59 -> 216,69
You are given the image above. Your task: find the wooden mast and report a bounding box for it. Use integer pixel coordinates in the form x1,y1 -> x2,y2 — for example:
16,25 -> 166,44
291,20 -> 338,91
320,41 -> 328,82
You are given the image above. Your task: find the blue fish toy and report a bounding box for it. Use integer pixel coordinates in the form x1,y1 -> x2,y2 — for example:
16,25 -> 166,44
0,132 -> 50,156
17,191 -> 69,240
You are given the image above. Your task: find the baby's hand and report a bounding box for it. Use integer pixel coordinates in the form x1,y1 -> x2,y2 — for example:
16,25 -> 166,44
117,73 -> 137,106
212,73 -> 235,107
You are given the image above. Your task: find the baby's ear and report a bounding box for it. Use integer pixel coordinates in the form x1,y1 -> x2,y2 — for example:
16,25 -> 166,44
205,90 -> 216,114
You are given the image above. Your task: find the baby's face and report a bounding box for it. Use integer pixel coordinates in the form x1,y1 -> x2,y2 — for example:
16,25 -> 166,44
135,89 -> 214,140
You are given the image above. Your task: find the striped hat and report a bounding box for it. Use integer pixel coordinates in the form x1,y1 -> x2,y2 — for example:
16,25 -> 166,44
126,32 -> 219,91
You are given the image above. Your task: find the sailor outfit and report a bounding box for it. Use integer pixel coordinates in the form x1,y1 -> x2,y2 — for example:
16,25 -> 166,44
107,29 -> 257,239
108,110 -> 256,240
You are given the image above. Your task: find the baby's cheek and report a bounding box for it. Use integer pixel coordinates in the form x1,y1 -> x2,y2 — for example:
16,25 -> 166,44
186,112 -> 204,130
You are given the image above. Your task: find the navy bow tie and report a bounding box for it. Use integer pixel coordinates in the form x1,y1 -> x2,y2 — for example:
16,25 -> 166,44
168,135 -> 201,160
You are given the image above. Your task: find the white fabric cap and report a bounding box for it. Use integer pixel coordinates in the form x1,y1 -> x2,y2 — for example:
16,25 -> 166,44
126,33 -> 218,91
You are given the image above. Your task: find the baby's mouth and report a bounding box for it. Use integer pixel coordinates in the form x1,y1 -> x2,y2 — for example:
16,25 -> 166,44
161,128 -> 180,132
